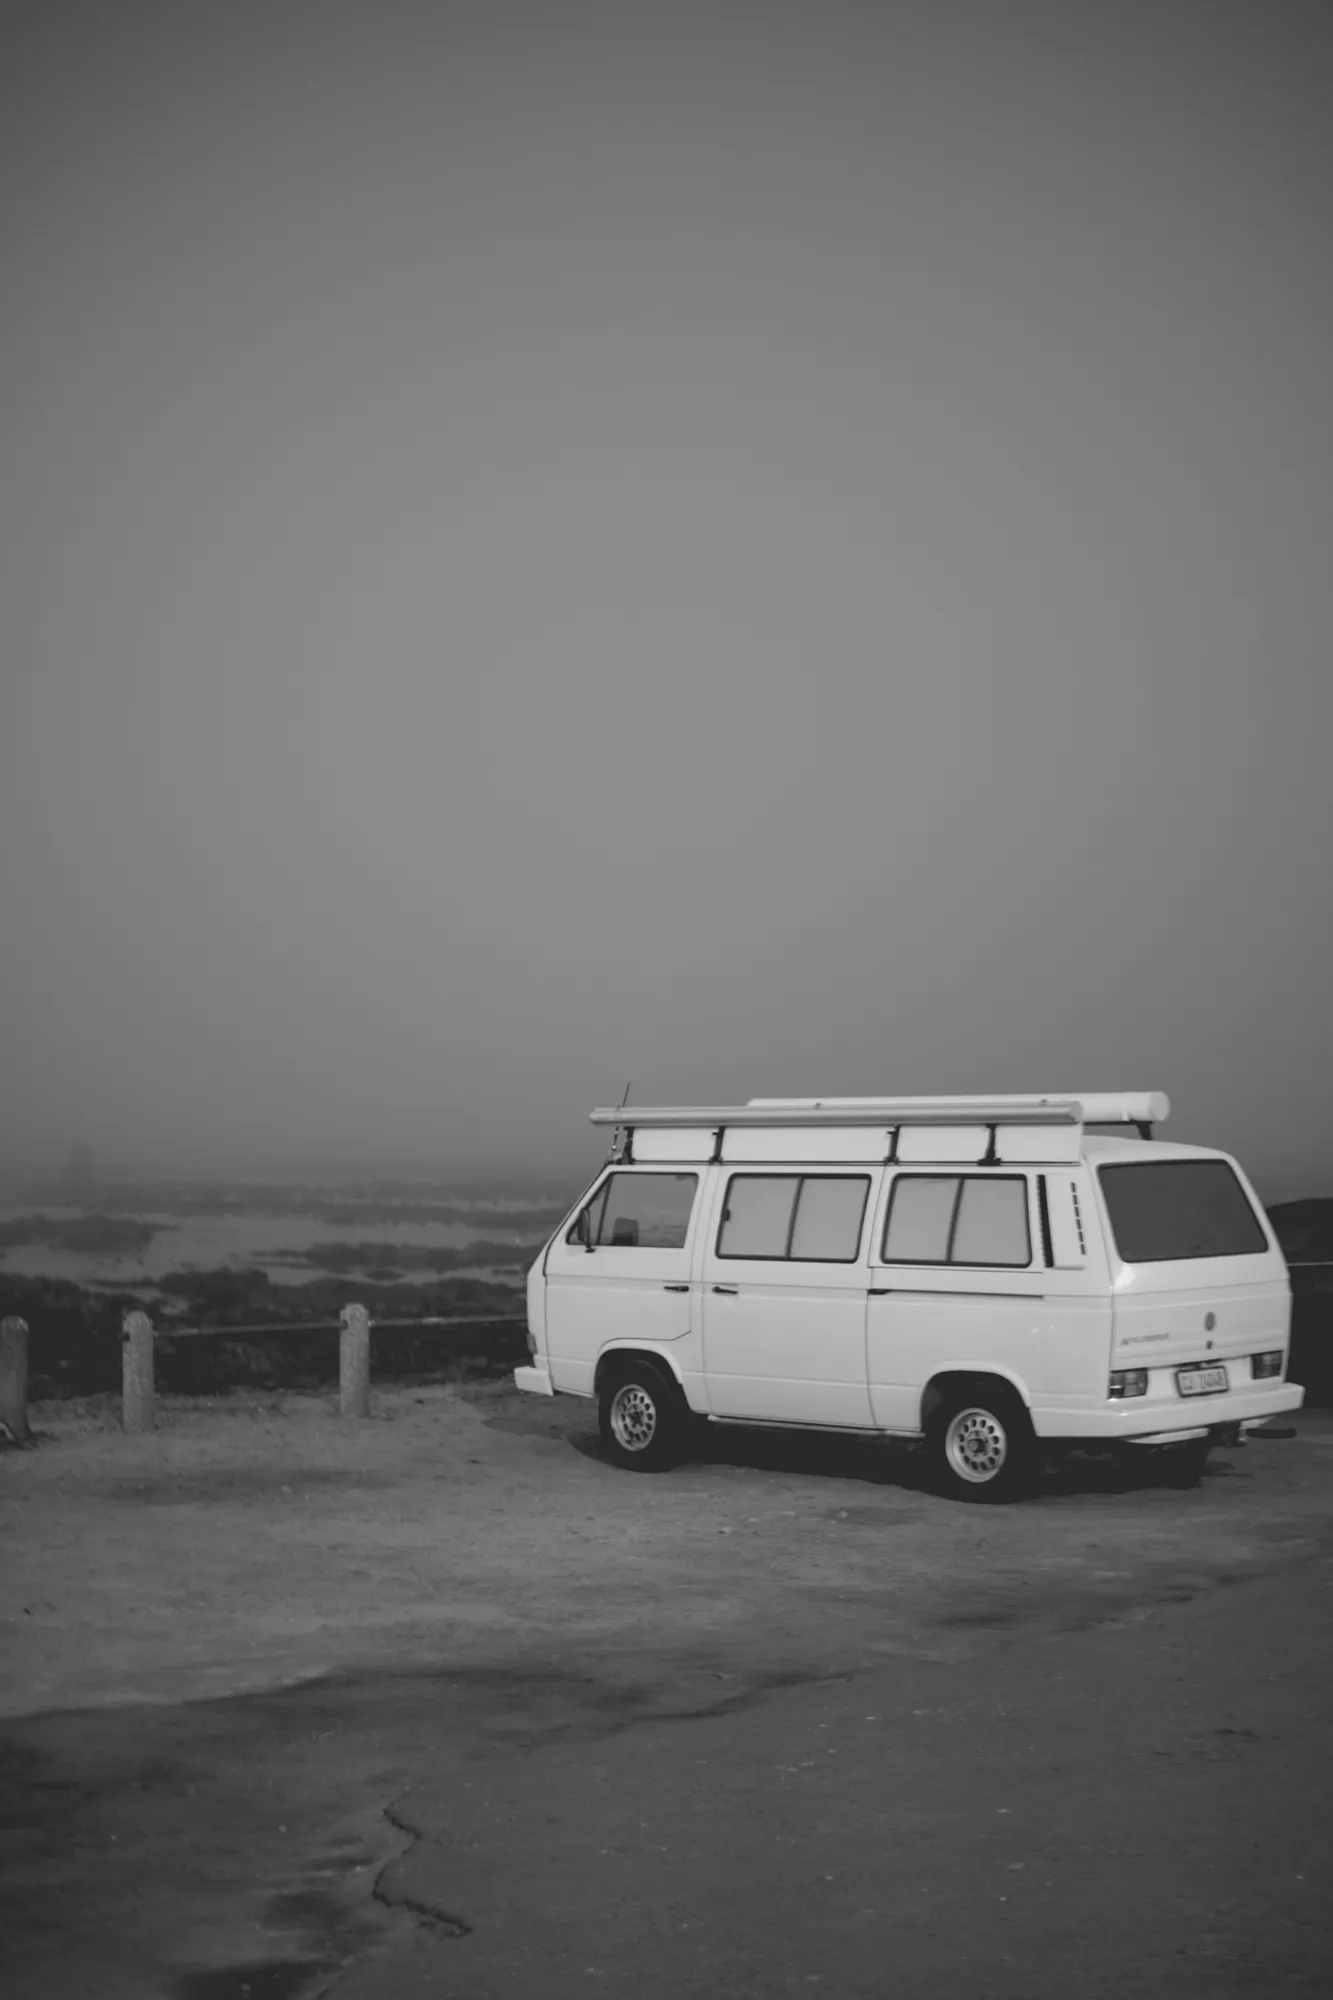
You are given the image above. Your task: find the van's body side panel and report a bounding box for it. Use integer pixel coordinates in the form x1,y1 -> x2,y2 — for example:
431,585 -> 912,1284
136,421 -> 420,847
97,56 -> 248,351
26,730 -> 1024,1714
700,1165 -> 877,1426
543,1168 -> 700,1397
866,1171 -> 1081,1427
1022,1167 -> 1115,1422
866,1281 -> 1044,1432
673,1167 -> 727,1413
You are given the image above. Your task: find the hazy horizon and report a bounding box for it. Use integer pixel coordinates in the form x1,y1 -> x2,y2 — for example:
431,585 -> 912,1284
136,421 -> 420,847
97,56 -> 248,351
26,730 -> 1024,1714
4,1108 -> 1331,1213
3,1 -> 1331,1200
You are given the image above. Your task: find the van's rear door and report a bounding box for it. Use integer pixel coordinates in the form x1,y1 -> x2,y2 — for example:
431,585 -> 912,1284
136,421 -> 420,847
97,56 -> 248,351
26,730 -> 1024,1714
1094,1156 -> 1291,1381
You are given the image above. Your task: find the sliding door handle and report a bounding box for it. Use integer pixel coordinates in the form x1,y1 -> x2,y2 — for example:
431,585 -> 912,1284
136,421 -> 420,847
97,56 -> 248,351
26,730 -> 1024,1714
711,1284 -> 738,1296
663,1283 -> 690,1293
868,1287 -> 891,1297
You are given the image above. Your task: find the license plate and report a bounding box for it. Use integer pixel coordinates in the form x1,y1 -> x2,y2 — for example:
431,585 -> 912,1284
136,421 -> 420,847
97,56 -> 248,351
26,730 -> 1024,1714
1177,1364 -> 1229,1397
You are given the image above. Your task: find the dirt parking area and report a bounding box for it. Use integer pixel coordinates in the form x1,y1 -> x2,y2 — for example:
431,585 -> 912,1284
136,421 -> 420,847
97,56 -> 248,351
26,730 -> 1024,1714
4,1383 -> 1332,1717
3,1385 -> 1332,1998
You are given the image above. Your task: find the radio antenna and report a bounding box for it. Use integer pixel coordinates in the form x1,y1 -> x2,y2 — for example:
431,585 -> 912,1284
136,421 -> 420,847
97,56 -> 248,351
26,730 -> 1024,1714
609,1080 -> 633,1163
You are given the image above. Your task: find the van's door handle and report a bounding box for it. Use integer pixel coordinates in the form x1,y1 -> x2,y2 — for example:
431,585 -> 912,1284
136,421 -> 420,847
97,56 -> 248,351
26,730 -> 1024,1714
711,1284 -> 738,1295
663,1283 -> 690,1293
868,1287 -> 891,1296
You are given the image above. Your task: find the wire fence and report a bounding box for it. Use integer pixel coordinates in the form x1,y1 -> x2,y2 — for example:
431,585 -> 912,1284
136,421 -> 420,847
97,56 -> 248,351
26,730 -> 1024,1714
152,1311 -> 527,1340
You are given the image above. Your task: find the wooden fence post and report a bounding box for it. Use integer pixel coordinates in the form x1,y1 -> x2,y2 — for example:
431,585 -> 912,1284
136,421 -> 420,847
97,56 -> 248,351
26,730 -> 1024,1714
339,1303 -> 371,1417
121,1310 -> 155,1433
0,1316 -> 29,1443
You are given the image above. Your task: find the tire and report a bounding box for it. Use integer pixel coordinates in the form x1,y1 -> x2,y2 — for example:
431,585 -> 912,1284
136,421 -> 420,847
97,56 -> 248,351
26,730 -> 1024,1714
598,1359 -> 688,1473
927,1384 -> 1039,1503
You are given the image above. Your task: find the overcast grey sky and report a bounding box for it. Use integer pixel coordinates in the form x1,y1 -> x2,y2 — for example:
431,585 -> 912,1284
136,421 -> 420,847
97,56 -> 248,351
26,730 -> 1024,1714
2,0 -> 1331,1190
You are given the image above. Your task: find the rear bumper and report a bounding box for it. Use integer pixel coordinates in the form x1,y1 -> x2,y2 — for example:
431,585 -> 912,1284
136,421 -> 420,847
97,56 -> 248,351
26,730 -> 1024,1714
513,1363 -> 554,1397
1033,1380 -> 1304,1442
1119,1420 -> 1282,1447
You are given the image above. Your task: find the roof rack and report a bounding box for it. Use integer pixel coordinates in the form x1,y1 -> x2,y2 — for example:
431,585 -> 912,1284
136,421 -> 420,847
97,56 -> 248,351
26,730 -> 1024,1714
589,1092 -> 1168,1132
588,1093 -> 1168,1166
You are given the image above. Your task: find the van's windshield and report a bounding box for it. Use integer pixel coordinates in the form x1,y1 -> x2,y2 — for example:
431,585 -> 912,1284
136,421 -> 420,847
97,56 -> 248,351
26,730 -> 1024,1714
1098,1159 -> 1269,1263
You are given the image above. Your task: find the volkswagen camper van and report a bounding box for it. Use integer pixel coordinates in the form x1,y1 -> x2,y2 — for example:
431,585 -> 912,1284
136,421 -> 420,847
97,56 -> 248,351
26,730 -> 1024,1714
514,1093 -> 1302,1499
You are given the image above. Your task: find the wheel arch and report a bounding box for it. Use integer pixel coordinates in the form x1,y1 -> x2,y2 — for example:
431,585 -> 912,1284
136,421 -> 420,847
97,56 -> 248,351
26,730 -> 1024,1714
593,1344 -> 687,1398
919,1366 -> 1034,1431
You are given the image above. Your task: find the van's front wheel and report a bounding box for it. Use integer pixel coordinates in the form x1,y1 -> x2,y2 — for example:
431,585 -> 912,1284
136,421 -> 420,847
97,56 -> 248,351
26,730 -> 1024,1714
928,1386 -> 1038,1503
598,1360 -> 688,1473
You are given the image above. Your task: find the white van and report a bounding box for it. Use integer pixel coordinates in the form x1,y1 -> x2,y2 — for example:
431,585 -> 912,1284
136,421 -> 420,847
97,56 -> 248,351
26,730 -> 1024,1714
514,1093 -> 1303,1499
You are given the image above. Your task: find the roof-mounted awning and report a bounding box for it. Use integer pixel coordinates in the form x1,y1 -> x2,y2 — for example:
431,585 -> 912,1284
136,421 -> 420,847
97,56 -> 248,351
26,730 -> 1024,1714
589,1092 -> 1168,1131
587,1093 -> 1168,1167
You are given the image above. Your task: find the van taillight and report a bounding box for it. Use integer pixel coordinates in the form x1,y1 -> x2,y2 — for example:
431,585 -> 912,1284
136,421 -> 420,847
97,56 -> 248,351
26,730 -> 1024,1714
1109,1369 -> 1148,1399
1251,1350 -> 1283,1380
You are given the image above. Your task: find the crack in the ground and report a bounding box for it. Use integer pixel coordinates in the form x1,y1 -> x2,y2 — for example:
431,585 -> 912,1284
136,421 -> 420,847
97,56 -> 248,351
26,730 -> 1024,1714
372,1797 -> 472,1937
371,1885 -> 471,1937
363,1661 -> 867,1946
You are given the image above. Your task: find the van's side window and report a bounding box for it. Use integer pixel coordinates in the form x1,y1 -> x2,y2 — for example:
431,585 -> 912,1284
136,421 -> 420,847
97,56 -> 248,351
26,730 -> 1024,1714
882,1175 -> 1031,1267
568,1173 -> 698,1250
717,1175 -> 869,1262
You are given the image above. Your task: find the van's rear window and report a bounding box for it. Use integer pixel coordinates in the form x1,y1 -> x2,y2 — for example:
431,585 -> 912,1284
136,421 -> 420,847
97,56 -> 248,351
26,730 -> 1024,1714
1098,1160 -> 1269,1263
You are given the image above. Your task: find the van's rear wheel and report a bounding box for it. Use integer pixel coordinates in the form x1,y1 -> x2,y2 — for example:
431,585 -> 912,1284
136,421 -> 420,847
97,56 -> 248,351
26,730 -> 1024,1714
928,1385 -> 1038,1503
598,1360 -> 687,1473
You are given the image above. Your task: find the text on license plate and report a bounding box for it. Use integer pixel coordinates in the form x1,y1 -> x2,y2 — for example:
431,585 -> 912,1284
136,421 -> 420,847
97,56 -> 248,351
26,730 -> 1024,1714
1177,1364 -> 1229,1397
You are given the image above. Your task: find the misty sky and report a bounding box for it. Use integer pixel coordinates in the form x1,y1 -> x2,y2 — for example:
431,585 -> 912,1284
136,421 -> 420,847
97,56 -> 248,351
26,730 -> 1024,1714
2,0 -> 1331,1190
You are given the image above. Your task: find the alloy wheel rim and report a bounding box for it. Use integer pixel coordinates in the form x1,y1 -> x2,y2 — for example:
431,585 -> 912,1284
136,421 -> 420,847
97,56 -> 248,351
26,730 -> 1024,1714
945,1407 -> 1008,1483
611,1384 -> 658,1452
